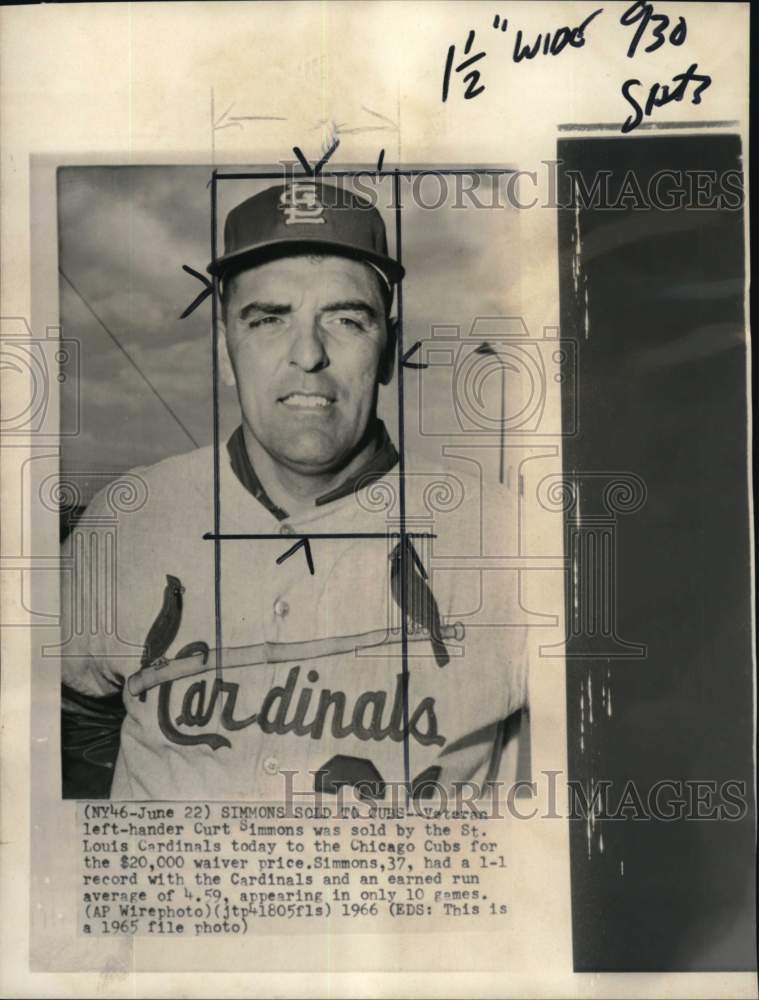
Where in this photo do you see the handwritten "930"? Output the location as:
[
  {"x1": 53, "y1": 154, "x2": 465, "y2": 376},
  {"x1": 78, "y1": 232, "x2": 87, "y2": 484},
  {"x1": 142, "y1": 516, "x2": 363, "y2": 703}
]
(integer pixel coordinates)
[
  {"x1": 619, "y1": 0, "x2": 712, "y2": 134},
  {"x1": 621, "y1": 0, "x2": 687, "y2": 57}
]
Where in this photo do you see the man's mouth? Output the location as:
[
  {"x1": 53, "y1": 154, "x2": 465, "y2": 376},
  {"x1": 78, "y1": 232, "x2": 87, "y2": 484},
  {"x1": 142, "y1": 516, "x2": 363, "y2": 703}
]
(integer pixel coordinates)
[{"x1": 279, "y1": 392, "x2": 336, "y2": 410}]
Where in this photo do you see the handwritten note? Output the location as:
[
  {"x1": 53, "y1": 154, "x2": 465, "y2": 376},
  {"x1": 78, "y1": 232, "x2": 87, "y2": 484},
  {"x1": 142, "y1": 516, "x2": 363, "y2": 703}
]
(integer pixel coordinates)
[
  {"x1": 441, "y1": 2, "x2": 713, "y2": 134},
  {"x1": 618, "y1": 2, "x2": 711, "y2": 133}
]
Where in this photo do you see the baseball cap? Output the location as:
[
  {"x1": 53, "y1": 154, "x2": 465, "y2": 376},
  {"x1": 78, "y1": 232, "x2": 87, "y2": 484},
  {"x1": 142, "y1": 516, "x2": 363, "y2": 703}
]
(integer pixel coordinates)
[{"x1": 208, "y1": 181, "x2": 405, "y2": 288}]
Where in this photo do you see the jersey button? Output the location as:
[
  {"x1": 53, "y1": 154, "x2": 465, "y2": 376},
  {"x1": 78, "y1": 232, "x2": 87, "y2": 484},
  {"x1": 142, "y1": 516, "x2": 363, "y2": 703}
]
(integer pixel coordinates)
[
  {"x1": 279, "y1": 522, "x2": 295, "y2": 535},
  {"x1": 262, "y1": 755, "x2": 279, "y2": 775},
  {"x1": 273, "y1": 598, "x2": 290, "y2": 618}
]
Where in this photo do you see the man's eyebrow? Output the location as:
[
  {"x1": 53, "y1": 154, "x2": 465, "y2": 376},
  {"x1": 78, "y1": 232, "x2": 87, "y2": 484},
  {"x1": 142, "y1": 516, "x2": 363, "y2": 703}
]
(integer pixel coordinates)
[
  {"x1": 321, "y1": 300, "x2": 379, "y2": 321},
  {"x1": 238, "y1": 301, "x2": 292, "y2": 320}
]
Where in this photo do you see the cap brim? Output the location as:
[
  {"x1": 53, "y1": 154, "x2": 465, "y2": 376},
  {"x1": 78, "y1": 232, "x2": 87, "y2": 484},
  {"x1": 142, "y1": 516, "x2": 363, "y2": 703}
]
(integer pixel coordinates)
[{"x1": 207, "y1": 238, "x2": 405, "y2": 285}]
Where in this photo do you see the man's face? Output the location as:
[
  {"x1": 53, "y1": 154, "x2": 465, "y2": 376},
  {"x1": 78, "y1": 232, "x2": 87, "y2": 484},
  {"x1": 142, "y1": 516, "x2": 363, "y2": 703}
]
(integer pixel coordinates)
[{"x1": 221, "y1": 255, "x2": 392, "y2": 475}]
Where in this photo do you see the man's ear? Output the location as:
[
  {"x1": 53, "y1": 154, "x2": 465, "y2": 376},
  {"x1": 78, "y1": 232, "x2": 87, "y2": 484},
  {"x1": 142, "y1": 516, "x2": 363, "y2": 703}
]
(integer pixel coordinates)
[
  {"x1": 378, "y1": 317, "x2": 398, "y2": 386},
  {"x1": 217, "y1": 321, "x2": 237, "y2": 389}
]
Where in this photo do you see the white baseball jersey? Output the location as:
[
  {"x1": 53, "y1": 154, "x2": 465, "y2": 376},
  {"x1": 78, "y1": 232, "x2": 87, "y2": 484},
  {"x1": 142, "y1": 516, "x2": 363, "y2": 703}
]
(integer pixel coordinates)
[{"x1": 62, "y1": 425, "x2": 529, "y2": 800}]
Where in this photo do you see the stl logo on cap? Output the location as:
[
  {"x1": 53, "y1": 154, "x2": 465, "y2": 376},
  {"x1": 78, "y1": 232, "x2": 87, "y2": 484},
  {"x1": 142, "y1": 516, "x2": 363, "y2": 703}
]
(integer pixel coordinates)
[{"x1": 278, "y1": 182, "x2": 326, "y2": 226}]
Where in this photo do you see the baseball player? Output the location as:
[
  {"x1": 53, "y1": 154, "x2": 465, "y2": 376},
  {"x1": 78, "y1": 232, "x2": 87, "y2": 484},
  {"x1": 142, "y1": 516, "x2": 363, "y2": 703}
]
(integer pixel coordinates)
[{"x1": 61, "y1": 180, "x2": 529, "y2": 801}]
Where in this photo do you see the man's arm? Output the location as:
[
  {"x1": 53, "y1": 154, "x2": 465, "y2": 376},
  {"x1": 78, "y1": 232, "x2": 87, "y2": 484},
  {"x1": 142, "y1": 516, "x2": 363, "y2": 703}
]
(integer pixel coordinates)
[
  {"x1": 61, "y1": 685, "x2": 126, "y2": 798},
  {"x1": 60, "y1": 498, "x2": 127, "y2": 799}
]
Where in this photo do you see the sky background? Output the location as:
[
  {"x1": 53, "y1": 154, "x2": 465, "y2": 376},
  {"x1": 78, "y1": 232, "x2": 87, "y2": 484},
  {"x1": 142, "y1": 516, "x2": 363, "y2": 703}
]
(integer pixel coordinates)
[{"x1": 58, "y1": 166, "x2": 522, "y2": 488}]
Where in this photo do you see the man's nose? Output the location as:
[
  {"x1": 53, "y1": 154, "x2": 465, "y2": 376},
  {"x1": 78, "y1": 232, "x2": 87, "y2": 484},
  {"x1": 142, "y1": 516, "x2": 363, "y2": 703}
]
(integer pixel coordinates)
[{"x1": 288, "y1": 316, "x2": 329, "y2": 372}]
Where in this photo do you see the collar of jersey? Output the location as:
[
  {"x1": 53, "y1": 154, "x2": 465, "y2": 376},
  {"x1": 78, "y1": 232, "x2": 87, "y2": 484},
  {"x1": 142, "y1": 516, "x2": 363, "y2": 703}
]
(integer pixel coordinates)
[{"x1": 226, "y1": 421, "x2": 399, "y2": 521}]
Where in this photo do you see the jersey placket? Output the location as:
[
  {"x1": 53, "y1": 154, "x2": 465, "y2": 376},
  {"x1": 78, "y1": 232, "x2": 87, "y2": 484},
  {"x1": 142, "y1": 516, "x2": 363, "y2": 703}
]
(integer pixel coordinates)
[{"x1": 248, "y1": 510, "x2": 319, "y2": 797}]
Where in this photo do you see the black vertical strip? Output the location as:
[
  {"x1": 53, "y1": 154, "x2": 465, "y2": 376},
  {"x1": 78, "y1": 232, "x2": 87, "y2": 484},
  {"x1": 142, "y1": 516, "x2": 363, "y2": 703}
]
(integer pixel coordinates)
[
  {"x1": 393, "y1": 170, "x2": 411, "y2": 801},
  {"x1": 558, "y1": 135, "x2": 754, "y2": 972},
  {"x1": 210, "y1": 171, "x2": 223, "y2": 681}
]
